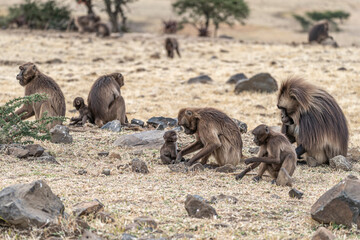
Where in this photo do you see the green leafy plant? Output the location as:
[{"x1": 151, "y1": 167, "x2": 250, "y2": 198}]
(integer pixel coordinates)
[
  {"x1": 172, "y1": 0, "x2": 250, "y2": 37},
  {"x1": 0, "y1": 94, "x2": 65, "y2": 144}
]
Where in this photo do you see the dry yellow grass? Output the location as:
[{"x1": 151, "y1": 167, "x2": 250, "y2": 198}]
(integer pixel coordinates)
[{"x1": 0, "y1": 30, "x2": 359, "y2": 239}]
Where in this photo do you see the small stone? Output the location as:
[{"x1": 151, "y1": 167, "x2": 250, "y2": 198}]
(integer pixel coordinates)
[
  {"x1": 72, "y1": 199, "x2": 104, "y2": 217},
  {"x1": 134, "y1": 216, "x2": 157, "y2": 230},
  {"x1": 7, "y1": 146, "x2": 29, "y2": 158},
  {"x1": 168, "y1": 163, "x2": 188, "y2": 173},
  {"x1": 109, "y1": 152, "x2": 121, "y2": 159},
  {"x1": 210, "y1": 194, "x2": 238, "y2": 204},
  {"x1": 98, "y1": 152, "x2": 109, "y2": 157},
  {"x1": 96, "y1": 211, "x2": 115, "y2": 223},
  {"x1": 33, "y1": 155, "x2": 59, "y2": 164},
  {"x1": 271, "y1": 194, "x2": 281, "y2": 199},
  {"x1": 187, "y1": 75, "x2": 213, "y2": 84},
  {"x1": 50, "y1": 125, "x2": 73, "y2": 144},
  {"x1": 101, "y1": 120, "x2": 122, "y2": 132},
  {"x1": 248, "y1": 147, "x2": 259, "y2": 154},
  {"x1": 80, "y1": 230, "x2": 103, "y2": 240},
  {"x1": 24, "y1": 144, "x2": 44, "y2": 157},
  {"x1": 329, "y1": 155, "x2": 352, "y2": 171},
  {"x1": 289, "y1": 188, "x2": 304, "y2": 199},
  {"x1": 215, "y1": 164, "x2": 236, "y2": 173},
  {"x1": 337, "y1": 67, "x2": 347, "y2": 71},
  {"x1": 150, "y1": 52, "x2": 160, "y2": 59},
  {"x1": 226, "y1": 73, "x2": 248, "y2": 84},
  {"x1": 121, "y1": 233, "x2": 137, "y2": 240},
  {"x1": 214, "y1": 223, "x2": 229, "y2": 229},
  {"x1": 185, "y1": 194, "x2": 217, "y2": 219},
  {"x1": 131, "y1": 119, "x2": 145, "y2": 127},
  {"x1": 131, "y1": 158, "x2": 149, "y2": 174},
  {"x1": 171, "y1": 233, "x2": 195, "y2": 239},
  {"x1": 189, "y1": 163, "x2": 204, "y2": 172},
  {"x1": 92, "y1": 57, "x2": 104, "y2": 62},
  {"x1": 45, "y1": 58, "x2": 63, "y2": 64},
  {"x1": 102, "y1": 169, "x2": 111, "y2": 176},
  {"x1": 312, "y1": 227, "x2": 335, "y2": 240},
  {"x1": 78, "y1": 169, "x2": 87, "y2": 175}
]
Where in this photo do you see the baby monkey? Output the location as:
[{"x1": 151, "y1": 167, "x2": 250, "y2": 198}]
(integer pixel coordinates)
[
  {"x1": 160, "y1": 130, "x2": 182, "y2": 164},
  {"x1": 70, "y1": 97, "x2": 92, "y2": 126}
]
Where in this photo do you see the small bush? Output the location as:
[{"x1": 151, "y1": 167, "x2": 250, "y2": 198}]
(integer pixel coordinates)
[
  {"x1": 0, "y1": 94, "x2": 65, "y2": 144},
  {"x1": 292, "y1": 14, "x2": 311, "y2": 32},
  {"x1": 1, "y1": 0, "x2": 71, "y2": 30}
]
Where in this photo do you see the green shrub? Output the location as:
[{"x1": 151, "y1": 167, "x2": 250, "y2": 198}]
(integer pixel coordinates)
[
  {"x1": 292, "y1": 14, "x2": 311, "y2": 32},
  {"x1": 0, "y1": 94, "x2": 65, "y2": 144}
]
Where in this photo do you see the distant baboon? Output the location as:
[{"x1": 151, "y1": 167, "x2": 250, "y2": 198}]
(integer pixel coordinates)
[
  {"x1": 74, "y1": 14, "x2": 100, "y2": 33},
  {"x1": 176, "y1": 108, "x2": 243, "y2": 166},
  {"x1": 14, "y1": 62, "x2": 66, "y2": 128},
  {"x1": 235, "y1": 124, "x2": 296, "y2": 186},
  {"x1": 70, "y1": 97, "x2": 93, "y2": 126},
  {"x1": 95, "y1": 23, "x2": 110, "y2": 37},
  {"x1": 308, "y1": 21, "x2": 329, "y2": 43},
  {"x1": 277, "y1": 77, "x2": 348, "y2": 165},
  {"x1": 165, "y1": 38, "x2": 181, "y2": 58},
  {"x1": 87, "y1": 73, "x2": 127, "y2": 127},
  {"x1": 160, "y1": 130, "x2": 178, "y2": 164}
]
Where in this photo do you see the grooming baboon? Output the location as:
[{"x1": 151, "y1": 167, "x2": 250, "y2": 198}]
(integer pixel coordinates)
[
  {"x1": 70, "y1": 97, "x2": 93, "y2": 126},
  {"x1": 95, "y1": 23, "x2": 110, "y2": 37},
  {"x1": 308, "y1": 21, "x2": 329, "y2": 43},
  {"x1": 235, "y1": 124, "x2": 296, "y2": 186},
  {"x1": 160, "y1": 130, "x2": 178, "y2": 164},
  {"x1": 176, "y1": 108, "x2": 243, "y2": 166},
  {"x1": 74, "y1": 14, "x2": 100, "y2": 33},
  {"x1": 277, "y1": 77, "x2": 348, "y2": 165},
  {"x1": 87, "y1": 73, "x2": 127, "y2": 127},
  {"x1": 165, "y1": 38, "x2": 181, "y2": 58},
  {"x1": 14, "y1": 62, "x2": 66, "y2": 128}
]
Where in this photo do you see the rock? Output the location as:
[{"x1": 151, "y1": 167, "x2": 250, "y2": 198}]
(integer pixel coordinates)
[
  {"x1": 92, "y1": 57, "x2": 104, "y2": 62},
  {"x1": 187, "y1": 75, "x2": 213, "y2": 84},
  {"x1": 219, "y1": 35, "x2": 233, "y2": 40},
  {"x1": 150, "y1": 52, "x2": 160, "y2": 59},
  {"x1": 102, "y1": 169, "x2": 111, "y2": 176},
  {"x1": 214, "y1": 223, "x2": 229, "y2": 229},
  {"x1": 73, "y1": 199, "x2": 104, "y2": 217},
  {"x1": 215, "y1": 164, "x2": 236, "y2": 173},
  {"x1": 329, "y1": 155, "x2": 352, "y2": 171},
  {"x1": 312, "y1": 227, "x2": 335, "y2": 240},
  {"x1": 248, "y1": 147, "x2": 259, "y2": 154},
  {"x1": 307, "y1": 156, "x2": 319, "y2": 167},
  {"x1": 101, "y1": 120, "x2": 122, "y2": 132},
  {"x1": 24, "y1": 144, "x2": 44, "y2": 157},
  {"x1": 78, "y1": 169, "x2": 87, "y2": 175},
  {"x1": 7, "y1": 146, "x2": 29, "y2": 158},
  {"x1": 131, "y1": 158, "x2": 149, "y2": 174},
  {"x1": 96, "y1": 211, "x2": 115, "y2": 223},
  {"x1": 45, "y1": 58, "x2": 63, "y2": 64},
  {"x1": 171, "y1": 233, "x2": 195, "y2": 239},
  {"x1": 210, "y1": 194, "x2": 238, "y2": 204},
  {"x1": 114, "y1": 130, "x2": 165, "y2": 149},
  {"x1": 98, "y1": 152, "x2": 109, "y2": 157},
  {"x1": 226, "y1": 73, "x2": 248, "y2": 84},
  {"x1": 81, "y1": 230, "x2": 103, "y2": 240},
  {"x1": 321, "y1": 37, "x2": 338, "y2": 48},
  {"x1": 147, "y1": 117, "x2": 177, "y2": 129},
  {"x1": 185, "y1": 195, "x2": 218, "y2": 219},
  {"x1": 189, "y1": 163, "x2": 205, "y2": 172},
  {"x1": 131, "y1": 119, "x2": 145, "y2": 127},
  {"x1": 32, "y1": 155, "x2": 59, "y2": 164},
  {"x1": 311, "y1": 175, "x2": 360, "y2": 228},
  {"x1": 337, "y1": 67, "x2": 347, "y2": 71},
  {"x1": 122, "y1": 233, "x2": 138, "y2": 240},
  {"x1": 50, "y1": 125, "x2": 73, "y2": 144},
  {"x1": 109, "y1": 152, "x2": 121, "y2": 159},
  {"x1": 234, "y1": 73, "x2": 278, "y2": 94},
  {"x1": 168, "y1": 163, "x2": 188, "y2": 173},
  {"x1": 289, "y1": 188, "x2": 304, "y2": 199},
  {"x1": 0, "y1": 180, "x2": 64, "y2": 228},
  {"x1": 134, "y1": 216, "x2": 157, "y2": 230},
  {"x1": 231, "y1": 118, "x2": 247, "y2": 133}
]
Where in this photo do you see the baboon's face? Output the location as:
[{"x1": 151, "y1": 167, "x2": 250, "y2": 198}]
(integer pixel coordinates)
[
  {"x1": 277, "y1": 93, "x2": 299, "y2": 121},
  {"x1": 73, "y1": 97, "x2": 84, "y2": 110},
  {"x1": 17, "y1": 63, "x2": 37, "y2": 86},
  {"x1": 252, "y1": 124, "x2": 269, "y2": 146},
  {"x1": 111, "y1": 73, "x2": 124, "y2": 87},
  {"x1": 177, "y1": 109, "x2": 197, "y2": 135},
  {"x1": 279, "y1": 108, "x2": 294, "y2": 125},
  {"x1": 164, "y1": 130, "x2": 177, "y2": 142}
]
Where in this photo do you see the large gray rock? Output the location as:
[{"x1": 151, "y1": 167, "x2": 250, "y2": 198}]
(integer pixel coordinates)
[
  {"x1": 187, "y1": 75, "x2": 213, "y2": 84},
  {"x1": 329, "y1": 155, "x2": 352, "y2": 171},
  {"x1": 50, "y1": 125, "x2": 73, "y2": 144},
  {"x1": 234, "y1": 73, "x2": 278, "y2": 94},
  {"x1": 311, "y1": 175, "x2": 360, "y2": 228},
  {"x1": 114, "y1": 130, "x2": 165, "y2": 149},
  {"x1": 101, "y1": 120, "x2": 122, "y2": 132},
  {"x1": 185, "y1": 195, "x2": 217, "y2": 219},
  {"x1": 0, "y1": 180, "x2": 64, "y2": 228},
  {"x1": 226, "y1": 73, "x2": 248, "y2": 84}
]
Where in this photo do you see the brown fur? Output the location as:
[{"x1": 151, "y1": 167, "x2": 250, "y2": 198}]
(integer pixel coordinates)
[
  {"x1": 87, "y1": 73, "x2": 126, "y2": 127},
  {"x1": 70, "y1": 97, "x2": 93, "y2": 126},
  {"x1": 176, "y1": 107, "x2": 243, "y2": 166},
  {"x1": 160, "y1": 130, "x2": 178, "y2": 164},
  {"x1": 74, "y1": 14, "x2": 100, "y2": 33},
  {"x1": 14, "y1": 63, "x2": 66, "y2": 128},
  {"x1": 95, "y1": 23, "x2": 110, "y2": 37},
  {"x1": 277, "y1": 77, "x2": 349, "y2": 165},
  {"x1": 165, "y1": 38, "x2": 181, "y2": 58},
  {"x1": 308, "y1": 21, "x2": 329, "y2": 43},
  {"x1": 235, "y1": 124, "x2": 296, "y2": 186}
]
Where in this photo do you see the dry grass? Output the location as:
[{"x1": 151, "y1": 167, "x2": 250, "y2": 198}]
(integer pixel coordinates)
[{"x1": 0, "y1": 30, "x2": 360, "y2": 239}]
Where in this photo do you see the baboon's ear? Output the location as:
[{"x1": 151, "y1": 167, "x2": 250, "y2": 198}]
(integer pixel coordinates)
[{"x1": 185, "y1": 110, "x2": 193, "y2": 116}]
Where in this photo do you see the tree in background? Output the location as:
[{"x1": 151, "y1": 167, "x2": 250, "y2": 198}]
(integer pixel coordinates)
[
  {"x1": 172, "y1": 0, "x2": 249, "y2": 37},
  {"x1": 103, "y1": 0, "x2": 137, "y2": 32}
]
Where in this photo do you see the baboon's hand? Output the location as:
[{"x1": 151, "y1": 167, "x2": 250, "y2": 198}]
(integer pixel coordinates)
[
  {"x1": 252, "y1": 176, "x2": 261, "y2": 182},
  {"x1": 244, "y1": 158, "x2": 255, "y2": 165},
  {"x1": 235, "y1": 172, "x2": 245, "y2": 180}
]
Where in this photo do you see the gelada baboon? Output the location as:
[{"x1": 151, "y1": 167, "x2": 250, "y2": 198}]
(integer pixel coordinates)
[
  {"x1": 277, "y1": 77, "x2": 349, "y2": 165},
  {"x1": 95, "y1": 23, "x2": 110, "y2": 37},
  {"x1": 308, "y1": 21, "x2": 329, "y2": 43},
  {"x1": 165, "y1": 38, "x2": 181, "y2": 58},
  {"x1": 87, "y1": 73, "x2": 127, "y2": 127},
  {"x1": 70, "y1": 97, "x2": 93, "y2": 126},
  {"x1": 176, "y1": 108, "x2": 243, "y2": 166},
  {"x1": 75, "y1": 14, "x2": 100, "y2": 33},
  {"x1": 160, "y1": 130, "x2": 178, "y2": 164},
  {"x1": 235, "y1": 124, "x2": 296, "y2": 186},
  {"x1": 14, "y1": 62, "x2": 66, "y2": 128}
]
